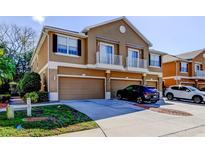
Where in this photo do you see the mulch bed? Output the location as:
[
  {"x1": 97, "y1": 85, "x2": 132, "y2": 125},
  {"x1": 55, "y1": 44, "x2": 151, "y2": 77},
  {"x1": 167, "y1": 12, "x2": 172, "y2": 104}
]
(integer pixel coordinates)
[
  {"x1": 134, "y1": 104, "x2": 193, "y2": 116},
  {"x1": 22, "y1": 117, "x2": 55, "y2": 122},
  {"x1": 0, "y1": 103, "x2": 8, "y2": 109}
]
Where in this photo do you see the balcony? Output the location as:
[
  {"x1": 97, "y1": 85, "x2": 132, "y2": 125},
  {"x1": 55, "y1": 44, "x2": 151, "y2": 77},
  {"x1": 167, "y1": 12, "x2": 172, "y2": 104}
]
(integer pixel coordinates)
[
  {"x1": 126, "y1": 57, "x2": 148, "y2": 73},
  {"x1": 96, "y1": 51, "x2": 123, "y2": 70},
  {"x1": 195, "y1": 70, "x2": 205, "y2": 78}
]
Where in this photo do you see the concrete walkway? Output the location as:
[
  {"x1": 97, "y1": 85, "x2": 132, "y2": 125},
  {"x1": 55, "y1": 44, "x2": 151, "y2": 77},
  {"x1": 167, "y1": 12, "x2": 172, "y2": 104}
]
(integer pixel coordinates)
[
  {"x1": 57, "y1": 128, "x2": 105, "y2": 137},
  {"x1": 63, "y1": 99, "x2": 205, "y2": 137}
]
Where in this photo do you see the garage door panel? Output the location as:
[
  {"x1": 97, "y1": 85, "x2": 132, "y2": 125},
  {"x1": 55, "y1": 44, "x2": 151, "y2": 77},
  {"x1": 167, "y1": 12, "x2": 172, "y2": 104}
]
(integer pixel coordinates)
[
  {"x1": 59, "y1": 77, "x2": 104, "y2": 100},
  {"x1": 111, "y1": 80, "x2": 141, "y2": 98}
]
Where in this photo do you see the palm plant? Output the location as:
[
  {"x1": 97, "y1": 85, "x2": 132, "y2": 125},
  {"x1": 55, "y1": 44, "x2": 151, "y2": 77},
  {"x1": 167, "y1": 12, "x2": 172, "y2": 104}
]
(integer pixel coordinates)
[{"x1": 0, "y1": 48, "x2": 15, "y2": 85}]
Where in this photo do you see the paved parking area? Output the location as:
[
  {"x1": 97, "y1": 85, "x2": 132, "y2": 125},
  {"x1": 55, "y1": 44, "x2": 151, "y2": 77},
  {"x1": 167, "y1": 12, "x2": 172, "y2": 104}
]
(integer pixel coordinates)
[{"x1": 62, "y1": 99, "x2": 205, "y2": 137}]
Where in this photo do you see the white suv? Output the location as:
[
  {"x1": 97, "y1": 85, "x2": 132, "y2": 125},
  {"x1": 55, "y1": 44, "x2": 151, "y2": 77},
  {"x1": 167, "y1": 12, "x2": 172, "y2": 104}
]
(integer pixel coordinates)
[{"x1": 165, "y1": 85, "x2": 205, "y2": 103}]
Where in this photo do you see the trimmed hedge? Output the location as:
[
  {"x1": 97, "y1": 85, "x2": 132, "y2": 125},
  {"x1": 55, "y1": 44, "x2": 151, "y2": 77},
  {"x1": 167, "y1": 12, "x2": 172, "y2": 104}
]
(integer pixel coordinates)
[{"x1": 0, "y1": 94, "x2": 11, "y2": 103}]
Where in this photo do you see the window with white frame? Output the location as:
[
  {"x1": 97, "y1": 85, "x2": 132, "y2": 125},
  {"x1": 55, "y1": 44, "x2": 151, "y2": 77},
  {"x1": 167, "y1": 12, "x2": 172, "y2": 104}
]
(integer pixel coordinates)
[
  {"x1": 150, "y1": 53, "x2": 161, "y2": 67},
  {"x1": 181, "y1": 62, "x2": 188, "y2": 73},
  {"x1": 195, "y1": 63, "x2": 201, "y2": 72},
  {"x1": 57, "y1": 35, "x2": 79, "y2": 56},
  {"x1": 99, "y1": 42, "x2": 114, "y2": 64}
]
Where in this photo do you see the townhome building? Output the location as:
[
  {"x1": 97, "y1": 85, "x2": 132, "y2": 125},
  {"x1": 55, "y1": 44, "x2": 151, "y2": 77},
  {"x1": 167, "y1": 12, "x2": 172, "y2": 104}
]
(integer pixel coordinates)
[
  {"x1": 31, "y1": 17, "x2": 165, "y2": 101},
  {"x1": 163, "y1": 49, "x2": 205, "y2": 89}
]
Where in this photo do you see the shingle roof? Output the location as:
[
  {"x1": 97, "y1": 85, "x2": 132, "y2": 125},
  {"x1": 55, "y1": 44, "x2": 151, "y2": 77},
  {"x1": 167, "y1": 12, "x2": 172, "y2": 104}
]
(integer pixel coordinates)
[
  {"x1": 162, "y1": 54, "x2": 181, "y2": 63},
  {"x1": 176, "y1": 49, "x2": 205, "y2": 60},
  {"x1": 149, "y1": 49, "x2": 167, "y2": 55}
]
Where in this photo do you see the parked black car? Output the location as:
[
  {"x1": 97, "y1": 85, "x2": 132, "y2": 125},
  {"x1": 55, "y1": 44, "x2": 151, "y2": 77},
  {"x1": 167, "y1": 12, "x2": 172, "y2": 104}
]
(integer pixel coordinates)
[{"x1": 116, "y1": 85, "x2": 160, "y2": 103}]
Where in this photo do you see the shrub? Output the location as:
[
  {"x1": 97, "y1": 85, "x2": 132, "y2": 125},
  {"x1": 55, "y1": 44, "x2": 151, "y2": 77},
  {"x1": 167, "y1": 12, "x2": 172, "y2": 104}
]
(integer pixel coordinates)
[
  {"x1": 18, "y1": 72, "x2": 41, "y2": 96},
  {"x1": 23, "y1": 92, "x2": 39, "y2": 103},
  {"x1": 37, "y1": 91, "x2": 49, "y2": 102},
  {"x1": 0, "y1": 94, "x2": 11, "y2": 103},
  {"x1": 0, "y1": 81, "x2": 10, "y2": 94}
]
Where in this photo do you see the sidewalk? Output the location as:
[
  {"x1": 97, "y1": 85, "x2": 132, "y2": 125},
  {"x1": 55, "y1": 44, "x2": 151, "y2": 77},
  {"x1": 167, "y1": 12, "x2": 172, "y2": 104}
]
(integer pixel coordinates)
[{"x1": 56, "y1": 128, "x2": 106, "y2": 137}]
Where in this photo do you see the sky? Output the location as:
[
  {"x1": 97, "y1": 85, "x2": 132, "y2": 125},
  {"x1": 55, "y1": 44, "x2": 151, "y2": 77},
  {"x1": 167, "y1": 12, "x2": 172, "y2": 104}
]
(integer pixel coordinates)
[{"x1": 0, "y1": 16, "x2": 204, "y2": 55}]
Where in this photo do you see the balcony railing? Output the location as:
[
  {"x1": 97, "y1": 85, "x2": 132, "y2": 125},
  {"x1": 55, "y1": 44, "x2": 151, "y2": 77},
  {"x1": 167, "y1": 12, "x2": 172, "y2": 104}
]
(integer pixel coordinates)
[
  {"x1": 96, "y1": 51, "x2": 122, "y2": 66},
  {"x1": 126, "y1": 57, "x2": 147, "y2": 69},
  {"x1": 195, "y1": 70, "x2": 205, "y2": 78}
]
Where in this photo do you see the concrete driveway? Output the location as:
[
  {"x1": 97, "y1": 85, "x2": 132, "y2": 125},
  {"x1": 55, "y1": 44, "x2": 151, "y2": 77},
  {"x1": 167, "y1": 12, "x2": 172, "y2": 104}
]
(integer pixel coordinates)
[{"x1": 61, "y1": 99, "x2": 205, "y2": 137}]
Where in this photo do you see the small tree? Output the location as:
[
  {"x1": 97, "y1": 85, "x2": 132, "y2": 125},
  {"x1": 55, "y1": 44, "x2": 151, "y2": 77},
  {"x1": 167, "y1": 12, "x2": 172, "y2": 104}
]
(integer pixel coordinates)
[
  {"x1": 0, "y1": 48, "x2": 15, "y2": 86},
  {"x1": 18, "y1": 72, "x2": 41, "y2": 96}
]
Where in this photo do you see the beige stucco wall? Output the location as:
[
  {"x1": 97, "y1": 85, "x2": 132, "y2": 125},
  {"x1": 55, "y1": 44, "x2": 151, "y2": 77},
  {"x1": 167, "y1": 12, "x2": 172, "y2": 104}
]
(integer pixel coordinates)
[
  {"x1": 48, "y1": 31, "x2": 87, "y2": 65},
  {"x1": 87, "y1": 19, "x2": 149, "y2": 66},
  {"x1": 32, "y1": 37, "x2": 48, "y2": 73},
  {"x1": 192, "y1": 50, "x2": 205, "y2": 76}
]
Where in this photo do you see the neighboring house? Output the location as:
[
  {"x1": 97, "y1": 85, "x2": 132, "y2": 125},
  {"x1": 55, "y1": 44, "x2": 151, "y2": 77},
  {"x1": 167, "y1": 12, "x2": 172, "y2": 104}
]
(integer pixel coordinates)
[
  {"x1": 30, "y1": 17, "x2": 165, "y2": 101},
  {"x1": 163, "y1": 49, "x2": 205, "y2": 89}
]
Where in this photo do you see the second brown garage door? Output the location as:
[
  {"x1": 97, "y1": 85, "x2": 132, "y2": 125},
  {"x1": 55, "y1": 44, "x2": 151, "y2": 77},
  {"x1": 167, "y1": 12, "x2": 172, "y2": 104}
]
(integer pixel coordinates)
[
  {"x1": 146, "y1": 81, "x2": 157, "y2": 88},
  {"x1": 59, "y1": 77, "x2": 105, "y2": 100},
  {"x1": 111, "y1": 79, "x2": 141, "y2": 98}
]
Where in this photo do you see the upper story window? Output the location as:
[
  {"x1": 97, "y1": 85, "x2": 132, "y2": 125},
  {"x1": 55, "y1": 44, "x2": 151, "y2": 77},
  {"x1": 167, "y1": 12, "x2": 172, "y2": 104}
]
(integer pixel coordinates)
[
  {"x1": 57, "y1": 35, "x2": 80, "y2": 56},
  {"x1": 128, "y1": 48, "x2": 139, "y2": 59},
  {"x1": 180, "y1": 62, "x2": 188, "y2": 73},
  {"x1": 99, "y1": 42, "x2": 114, "y2": 55},
  {"x1": 195, "y1": 63, "x2": 202, "y2": 72},
  {"x1": 150, "y1": 53, "x2": 161, "y2": 67}
]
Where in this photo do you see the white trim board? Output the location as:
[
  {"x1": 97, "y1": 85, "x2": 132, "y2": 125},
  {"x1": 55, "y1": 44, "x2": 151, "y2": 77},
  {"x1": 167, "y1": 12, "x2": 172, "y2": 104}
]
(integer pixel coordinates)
[
  {"x1": 48, "y1": 61, "x2": 162, "y2": 77},
  {"x1": 38, "y1": 63, "x2": 48, "y2": 74},
  {"x1": 110, "y1": 77, "x2": 142, "y2": 81},
  {"x1": 146, "y1": 80, "x2": 158, "y2": 82}
]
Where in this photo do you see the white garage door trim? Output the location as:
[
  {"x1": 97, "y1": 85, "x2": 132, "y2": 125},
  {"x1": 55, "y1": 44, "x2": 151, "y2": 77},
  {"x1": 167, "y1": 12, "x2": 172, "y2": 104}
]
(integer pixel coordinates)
[
  {"x1": 146, "y1": 79, "x2": 158, "y2": 82},
  {"x1": 110, "y1": 77, "x2": 142, "y2": 81},
  {"x1": 57, "y1": 74, "x2": 106, "y2": 100}
]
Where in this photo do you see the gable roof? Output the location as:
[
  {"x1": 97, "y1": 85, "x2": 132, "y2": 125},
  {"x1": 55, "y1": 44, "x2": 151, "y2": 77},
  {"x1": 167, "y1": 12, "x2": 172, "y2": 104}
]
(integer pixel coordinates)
[
  {"x1": 162, "y1": 54, "x2": 189, "y2": 63},
  {"x1": 149, "y1": 49, "x2": 167, "y2": 55},
  {"x1": 82, "y1": 16, "x2": 153, "y2": 47},
  {"x1": 176, "y1": 49, "x2": 205, "y2": 60}
]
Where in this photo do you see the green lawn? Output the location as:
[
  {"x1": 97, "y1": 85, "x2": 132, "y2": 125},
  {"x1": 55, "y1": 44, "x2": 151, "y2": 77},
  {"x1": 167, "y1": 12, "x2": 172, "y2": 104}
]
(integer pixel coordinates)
[{"x1": 0, "y1": 105, "x2": 98, "y2": 137}]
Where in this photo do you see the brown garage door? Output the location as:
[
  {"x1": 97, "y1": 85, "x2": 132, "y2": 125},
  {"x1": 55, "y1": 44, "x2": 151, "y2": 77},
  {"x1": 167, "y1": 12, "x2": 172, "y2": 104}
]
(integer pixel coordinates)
[
  {"x1": 111, "y1": 79, "x2": 141, "y2": 98},
  {"x1": 147, "y1": 81, "x2": 157, "y2": 88},
  {"x1": 198, "y1": 84, "x2": 205, "y2": 90},
  {"x1": 59, "y1": 77, "x2": 105, "y2": 100}
]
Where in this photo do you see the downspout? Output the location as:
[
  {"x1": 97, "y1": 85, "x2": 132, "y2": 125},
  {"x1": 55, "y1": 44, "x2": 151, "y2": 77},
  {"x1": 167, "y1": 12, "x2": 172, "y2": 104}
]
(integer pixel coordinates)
[{"x1": 175, "y1": 60, "x2": 179, "y2": 85}]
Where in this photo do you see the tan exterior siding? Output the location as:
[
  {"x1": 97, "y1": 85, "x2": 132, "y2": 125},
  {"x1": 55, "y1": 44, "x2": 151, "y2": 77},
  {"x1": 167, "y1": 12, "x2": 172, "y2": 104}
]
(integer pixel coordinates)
[
  {"x1": 111, "y1": 71, "x2": 142, "y2": 79},
  {"x1": 163, "y1": 62, "x2": 177, "y2": 77},
  {"x1": 49, "y1": 69, "x2": 58, "y2": 92},
  {"x1": 58, "y1": 67, "x2": 106, "y2": 77},
  {"x1": 48, "y1": 31, "x2": 87, "y2": 65},
  {"x1": 87, "y1": 19, "x2": 149, "y2": 65},
  {"x1": 192, "y1": 51, "x2": 205, "y2": 76},
  {"x1": 32, "y1": 37, "x2": 48, "y2": 73}
]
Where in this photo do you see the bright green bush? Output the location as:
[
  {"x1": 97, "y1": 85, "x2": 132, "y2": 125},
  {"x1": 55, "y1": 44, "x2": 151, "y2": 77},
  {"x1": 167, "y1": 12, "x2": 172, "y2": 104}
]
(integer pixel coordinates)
[
  {"x1": 23, "y1": 92, "x2": 39, "y2": 103},
  {"x1": 18, "y1": 72, "x2": 41, "y2": 96},
  {"x1": 37, "y1": 91, "x2": 49, "y2": 102}
]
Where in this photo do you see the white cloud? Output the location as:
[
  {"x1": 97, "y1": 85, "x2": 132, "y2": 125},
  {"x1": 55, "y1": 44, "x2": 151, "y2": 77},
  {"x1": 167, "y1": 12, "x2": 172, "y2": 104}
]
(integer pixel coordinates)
[{"x1": 32, "y1": 16, "x2": 45, "y2": 24}]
